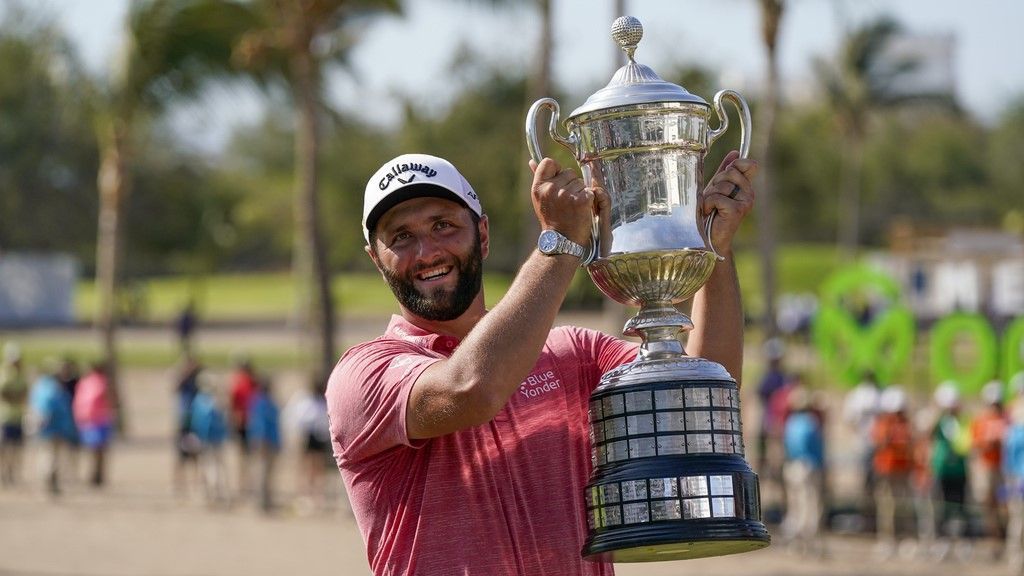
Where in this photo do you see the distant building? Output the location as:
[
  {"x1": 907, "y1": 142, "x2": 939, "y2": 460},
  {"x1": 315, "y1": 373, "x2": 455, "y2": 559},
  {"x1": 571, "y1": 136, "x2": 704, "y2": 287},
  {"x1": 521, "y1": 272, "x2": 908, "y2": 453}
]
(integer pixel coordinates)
[
  {"x1": 872, "y1": 223, "x2": 1024, "y2": 324},
  {"x1": 875, "y1": 32, "x2": 957, "y2": 104},
  {"x1": 0, "y1": 252, "x2": 78, "y2": 326}
]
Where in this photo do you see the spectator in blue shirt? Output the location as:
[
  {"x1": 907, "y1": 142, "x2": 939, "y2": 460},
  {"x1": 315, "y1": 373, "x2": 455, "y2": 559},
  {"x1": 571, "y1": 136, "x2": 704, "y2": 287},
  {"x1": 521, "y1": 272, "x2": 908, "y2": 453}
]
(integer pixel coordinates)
[
  {"x1": 247, "y1": 376, "x2": 280, "y2": 512},
  {"x1": 29, "y1": 358, "x2": 77, "y2": 495},
  {"x1": 781, "y1": 380, "x2": 826, "y2": 557},
  {"x1": 190, "y1": 374, "x2": 229, "y2": 506},
  {"x1": 1003, "y1": 398, "x2": 1024, "y2": 570}
]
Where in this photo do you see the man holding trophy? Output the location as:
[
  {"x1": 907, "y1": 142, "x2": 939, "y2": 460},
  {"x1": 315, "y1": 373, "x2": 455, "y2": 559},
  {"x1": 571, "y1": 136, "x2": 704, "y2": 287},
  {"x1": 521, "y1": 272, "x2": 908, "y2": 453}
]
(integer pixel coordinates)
[{"x1": 327, "y1": 16, "x2": 764, "y2": 576}]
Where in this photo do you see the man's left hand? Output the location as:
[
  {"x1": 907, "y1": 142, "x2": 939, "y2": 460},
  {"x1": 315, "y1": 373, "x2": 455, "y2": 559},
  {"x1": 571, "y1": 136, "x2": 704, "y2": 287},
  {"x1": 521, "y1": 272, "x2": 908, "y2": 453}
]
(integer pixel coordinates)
[{"x1": 699, "y1": 150, "x2": 758, "y2": 255}]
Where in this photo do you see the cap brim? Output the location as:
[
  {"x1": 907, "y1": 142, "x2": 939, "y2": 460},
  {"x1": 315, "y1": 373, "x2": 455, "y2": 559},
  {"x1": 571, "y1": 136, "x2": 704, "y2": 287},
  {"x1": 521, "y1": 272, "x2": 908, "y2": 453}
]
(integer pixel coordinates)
[{"x1": 365, "y1": 183, "x2": 470, "y2": 240}]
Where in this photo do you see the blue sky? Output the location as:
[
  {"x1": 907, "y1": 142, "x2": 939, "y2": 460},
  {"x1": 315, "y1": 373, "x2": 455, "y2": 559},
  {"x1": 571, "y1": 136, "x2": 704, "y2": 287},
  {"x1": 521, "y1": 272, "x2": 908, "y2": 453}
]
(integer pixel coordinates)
[{"x1": 40, "y1": 0, "x2": 1024, "y2": 151}]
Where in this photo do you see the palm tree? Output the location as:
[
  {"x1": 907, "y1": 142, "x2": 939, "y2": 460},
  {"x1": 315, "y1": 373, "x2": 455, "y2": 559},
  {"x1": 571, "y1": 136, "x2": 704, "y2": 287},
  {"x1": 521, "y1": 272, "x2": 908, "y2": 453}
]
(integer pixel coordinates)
[
  {"x1": 94, "y1": 0, "x2": 255, "y2": 418},
  {"x1": 231, "y1": 0, "x2": 401, "y2": 379},
  {"x1": 815, "y1": 17, "x2": 916, "y2": 259},
  {"x1": 752, "y1": 0, "x2": 784, "y2": 337}
]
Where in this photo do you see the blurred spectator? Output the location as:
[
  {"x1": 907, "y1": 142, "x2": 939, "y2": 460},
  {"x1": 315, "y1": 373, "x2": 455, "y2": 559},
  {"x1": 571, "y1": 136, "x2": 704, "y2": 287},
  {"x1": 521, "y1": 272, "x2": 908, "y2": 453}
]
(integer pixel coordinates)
[
  {"x1": 1003, "y1": 398, "x2": 1024, "y2": 571},
  {"x1": 56, "y1": 356, "x2": 82, "y2": 479},
  {"x1": 970, "y1": 380, "x2": 1009, "y2": 547},
  {"x1": 871, "y1": 386, "x2": 915, "y2": 558},
  {"x1": 781, "y1": 381, "x2": 826, "y2": 557},
  {"x1": 248, "y1": 376, "x2": 280, "y2": 513},
  {"x1": 766, "y1": 371, "x2": 799, "y2": 512},
  {"x1": 229, "y1": 354, "x2": 258, "y2": 496},
  {"x1": 173, "y1": 356, "x2": 202, "y2": 497},
  {"x1": 189, "y1": 373, "x2": 229, "y2": 507},
  {"x1": 843, "y1": 372, "x2": 882, "y2": 524},
  {"x1": 929, "y1": 382, "x2": 971, "y2": 559},
  {"x1": 757, "y1": 338, "x2": 788, "y2": 476},
  {"x1": 176, "y1": 300, "x2": 197, "y2": 356},
  {"x1": 28, "y1": 357, "x2": 77, "y2": 495},
  {"x1": 284, "y1": 379, "x2": 333, "y2": 514},
  {"x1": 0, "y1": 343, "x2": 28, "y2": 486},
  {"x1": 73, "y1": 361, "x2": 114, "y2": 486}
]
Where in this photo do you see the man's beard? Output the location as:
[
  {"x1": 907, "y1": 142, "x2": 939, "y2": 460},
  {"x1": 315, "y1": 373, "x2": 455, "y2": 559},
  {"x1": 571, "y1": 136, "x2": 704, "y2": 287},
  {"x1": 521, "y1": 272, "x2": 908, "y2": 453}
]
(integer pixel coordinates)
[{"x1": 380, "y1": 233, "x2": 483, "y2": 322}]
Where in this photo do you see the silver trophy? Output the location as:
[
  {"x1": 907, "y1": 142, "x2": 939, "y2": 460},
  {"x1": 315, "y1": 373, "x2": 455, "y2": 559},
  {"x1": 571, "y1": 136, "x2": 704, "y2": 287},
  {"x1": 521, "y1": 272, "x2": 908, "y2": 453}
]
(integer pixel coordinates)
[{"x1": 526, "y1": 16, "x2": 769, "y2": 562}]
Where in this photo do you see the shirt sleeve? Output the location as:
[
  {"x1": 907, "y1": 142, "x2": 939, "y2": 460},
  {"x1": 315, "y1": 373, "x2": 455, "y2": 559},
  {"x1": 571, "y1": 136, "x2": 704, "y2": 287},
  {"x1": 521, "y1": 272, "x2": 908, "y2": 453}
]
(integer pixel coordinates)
[
  {"x1": 588, "y1": 328, "x2": 640, "y2": 375},
  {"x1": 326, "y1": 339, "x2": 442, "y2": 466},
  {"x1": 555, "y1": 326, "x2": 639, "y2": 391}
]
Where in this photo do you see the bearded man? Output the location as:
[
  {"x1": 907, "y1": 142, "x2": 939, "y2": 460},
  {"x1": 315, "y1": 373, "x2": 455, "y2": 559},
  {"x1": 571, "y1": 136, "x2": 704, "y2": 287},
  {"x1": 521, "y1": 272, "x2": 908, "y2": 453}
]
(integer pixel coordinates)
[{"x1": 327, "y1": 151, "x2": 756, "y2": 575}]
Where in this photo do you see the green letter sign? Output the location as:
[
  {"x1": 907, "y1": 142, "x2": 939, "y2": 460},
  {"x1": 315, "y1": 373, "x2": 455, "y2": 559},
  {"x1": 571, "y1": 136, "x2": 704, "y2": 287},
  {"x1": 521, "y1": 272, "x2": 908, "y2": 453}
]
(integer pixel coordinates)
[
  {"x1": 812, "y1": 266, "x2": 915, "y2": 388},
  {"x1": 1004, "y1": 316, "x2": 1024, "y2": 384},
  {"x1": 929, "y1": 313, "x2": 998, "y2": 396}
]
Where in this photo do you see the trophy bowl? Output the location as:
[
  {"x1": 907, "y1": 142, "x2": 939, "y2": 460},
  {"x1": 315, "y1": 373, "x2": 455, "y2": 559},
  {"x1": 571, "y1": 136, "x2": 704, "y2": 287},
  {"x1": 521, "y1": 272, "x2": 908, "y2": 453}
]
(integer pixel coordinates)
[
  {"x1": 526, "y1": 16, "x2": 769, "y2": 562},
  {"x1": 587, "y1": 250, "x2": 717, "y2": 313}
]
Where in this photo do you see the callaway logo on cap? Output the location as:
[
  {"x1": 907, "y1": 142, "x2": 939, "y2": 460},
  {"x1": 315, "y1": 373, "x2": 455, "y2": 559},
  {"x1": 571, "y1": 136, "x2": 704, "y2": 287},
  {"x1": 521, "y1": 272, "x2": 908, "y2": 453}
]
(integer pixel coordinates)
[{"x1": 362, "y1": 153, "x2": 483, "y2": 243}]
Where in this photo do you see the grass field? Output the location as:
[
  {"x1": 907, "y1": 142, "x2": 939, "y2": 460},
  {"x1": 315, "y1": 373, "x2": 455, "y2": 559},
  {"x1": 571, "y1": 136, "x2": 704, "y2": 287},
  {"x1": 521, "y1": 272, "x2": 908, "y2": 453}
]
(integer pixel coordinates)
[
  {"x1": 73, "y1": 270, "x2": 517, "y2": 323},
  {"x1": 70, "y1": 243, "x2": 844, "y2": 324},
  {"x1": 7, "y1": 244, "x2": 844, "y2": 370}
]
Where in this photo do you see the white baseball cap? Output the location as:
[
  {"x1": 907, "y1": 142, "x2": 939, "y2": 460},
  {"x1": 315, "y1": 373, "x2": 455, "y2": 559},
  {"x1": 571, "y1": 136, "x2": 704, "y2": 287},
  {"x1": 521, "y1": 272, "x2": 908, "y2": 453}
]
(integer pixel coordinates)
[
  {"x1": 981, "y1": 380, "x2": 1004, "y2": 405},
  {"x1": 879, "y1": 386, "x2": 908, "y2": 414},
  {"x1": 934, "y1": 381, "x2": 960, "y2": 410},
  {"x1": 362, "y1": 153, "x2": 483, "y2": 243}
]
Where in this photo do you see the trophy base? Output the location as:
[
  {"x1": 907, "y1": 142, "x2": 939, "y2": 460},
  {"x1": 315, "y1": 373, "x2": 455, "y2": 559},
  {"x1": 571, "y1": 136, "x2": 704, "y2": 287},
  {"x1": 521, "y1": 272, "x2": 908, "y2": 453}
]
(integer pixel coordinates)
[
  {"x1": 583, "y1": 520, "x2": 770, "y2": 562},
  {"x1": 583, "y1": 365, "x2": 770, "y2": 563}
]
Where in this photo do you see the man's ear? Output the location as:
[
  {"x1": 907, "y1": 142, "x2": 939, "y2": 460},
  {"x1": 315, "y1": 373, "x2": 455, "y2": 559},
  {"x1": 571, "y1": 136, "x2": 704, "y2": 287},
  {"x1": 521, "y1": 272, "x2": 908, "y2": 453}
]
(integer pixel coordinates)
[
  {"x1": 478, "y1": 215, "x2": 490, "y2": 259},
  {"x1": 365, "y1": 243, "x2": 384, "y2": 274}
]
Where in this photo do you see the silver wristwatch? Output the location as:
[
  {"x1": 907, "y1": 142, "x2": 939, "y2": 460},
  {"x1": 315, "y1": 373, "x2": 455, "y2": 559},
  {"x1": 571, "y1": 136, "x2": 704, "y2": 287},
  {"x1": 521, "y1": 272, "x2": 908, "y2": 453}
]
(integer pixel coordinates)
[{"x1": 537, "y1": 229, "x2": 586, "y2": 260}]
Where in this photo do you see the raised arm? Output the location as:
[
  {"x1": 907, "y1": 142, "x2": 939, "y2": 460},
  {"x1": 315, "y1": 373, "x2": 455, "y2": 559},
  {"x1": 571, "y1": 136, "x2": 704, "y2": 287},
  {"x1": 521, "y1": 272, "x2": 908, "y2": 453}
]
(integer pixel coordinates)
[
  {"x1": 406, "y1": 158, "x2": 602, "y2": 439},
  {"x1": 686, "y1": 150, "x2": 758, "y2": 385}
]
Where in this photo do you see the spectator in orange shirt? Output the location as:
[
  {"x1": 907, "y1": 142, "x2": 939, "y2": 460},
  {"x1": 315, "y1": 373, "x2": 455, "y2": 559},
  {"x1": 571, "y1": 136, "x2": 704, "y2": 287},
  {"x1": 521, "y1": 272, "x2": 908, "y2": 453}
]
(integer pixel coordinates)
[
  {"x1": 971, "y1": 380, "x2": 1009, "y2": 544},
  {"x1": 871, "y1": 386, "x2": 915, "y2": 557}
]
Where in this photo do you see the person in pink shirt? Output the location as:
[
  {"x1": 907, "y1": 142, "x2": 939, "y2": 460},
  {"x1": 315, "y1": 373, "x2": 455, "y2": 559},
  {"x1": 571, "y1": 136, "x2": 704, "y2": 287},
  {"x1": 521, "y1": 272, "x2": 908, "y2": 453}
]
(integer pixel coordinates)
[
  {"x1": 327, "y1": 151, "x2": 757, "y2": 576},
  {"x1": 72, "y1": 361, "x2": 114, "y2": 486}
]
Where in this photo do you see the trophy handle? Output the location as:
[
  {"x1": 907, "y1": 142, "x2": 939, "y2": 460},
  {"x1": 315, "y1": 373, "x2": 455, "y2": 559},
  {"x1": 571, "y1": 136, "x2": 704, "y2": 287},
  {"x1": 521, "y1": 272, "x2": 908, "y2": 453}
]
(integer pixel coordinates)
[
  {"x1": 704, "y1": 89, "x2": 752, "y2": 260},
  {"x1": 525, "y1": 98, "x2": 599, "y2": 264},
  {"x1": 526, "y1": 98, "x2": 576, "y2": 164}
]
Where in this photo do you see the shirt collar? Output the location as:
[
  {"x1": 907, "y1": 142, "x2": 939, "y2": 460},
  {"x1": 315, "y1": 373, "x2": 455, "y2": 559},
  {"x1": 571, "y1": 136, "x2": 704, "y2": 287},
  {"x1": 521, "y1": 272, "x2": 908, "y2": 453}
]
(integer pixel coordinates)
[{"x1": 384, "y1": 315, "x2": 461, "y2": 354}]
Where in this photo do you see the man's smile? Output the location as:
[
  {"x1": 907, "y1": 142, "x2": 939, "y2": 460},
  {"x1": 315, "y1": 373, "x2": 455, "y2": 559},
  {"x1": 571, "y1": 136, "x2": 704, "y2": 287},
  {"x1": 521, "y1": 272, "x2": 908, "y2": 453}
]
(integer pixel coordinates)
[{"x1": 416, "y1": 265, "x2": 453, "y2": 282}]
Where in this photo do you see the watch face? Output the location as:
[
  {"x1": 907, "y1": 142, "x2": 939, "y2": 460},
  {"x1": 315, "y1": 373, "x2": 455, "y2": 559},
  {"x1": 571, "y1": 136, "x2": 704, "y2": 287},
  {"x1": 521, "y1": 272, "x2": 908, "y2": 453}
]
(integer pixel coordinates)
[{"x1": 539, "y1": 230, "x2": 559, "y2": 253}]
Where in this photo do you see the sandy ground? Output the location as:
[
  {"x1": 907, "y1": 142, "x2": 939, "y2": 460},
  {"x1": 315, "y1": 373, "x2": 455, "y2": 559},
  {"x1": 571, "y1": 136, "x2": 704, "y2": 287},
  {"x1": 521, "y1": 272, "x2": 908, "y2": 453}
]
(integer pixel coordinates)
[{"x1": 0, "y1": 317, "x2": 1017, "y2": 576}]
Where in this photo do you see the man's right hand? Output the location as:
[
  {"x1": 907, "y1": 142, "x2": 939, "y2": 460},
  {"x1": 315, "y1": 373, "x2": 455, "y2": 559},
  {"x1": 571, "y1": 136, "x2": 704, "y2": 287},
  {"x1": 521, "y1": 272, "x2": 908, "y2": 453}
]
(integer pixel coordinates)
[{"x1": 529, "y1": 158, "x2": 595, "y2": 248}]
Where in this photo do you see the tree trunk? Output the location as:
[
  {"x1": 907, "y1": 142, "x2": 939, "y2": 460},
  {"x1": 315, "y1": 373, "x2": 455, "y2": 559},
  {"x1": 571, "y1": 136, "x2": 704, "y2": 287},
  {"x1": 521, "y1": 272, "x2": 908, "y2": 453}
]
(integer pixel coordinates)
[
  {"x1": 838, "y1": 129, "x2": 863, "y2": 260},
  {"x1": 753, "y1": 0, "x2": 784, "y2": 338},
  {"x1": 292, "y1": 49, "x2": 336, "y2": 381},
  {"x1": 95, "y1": 119, "x2": 128, "y2": 432}
]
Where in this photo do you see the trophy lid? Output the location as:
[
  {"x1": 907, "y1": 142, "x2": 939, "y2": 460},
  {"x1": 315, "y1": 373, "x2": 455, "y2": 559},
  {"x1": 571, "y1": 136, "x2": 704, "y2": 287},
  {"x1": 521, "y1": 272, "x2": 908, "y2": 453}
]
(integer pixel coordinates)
[{"x1": 569, "y1": 16, "x2": 708, "y2": 119}]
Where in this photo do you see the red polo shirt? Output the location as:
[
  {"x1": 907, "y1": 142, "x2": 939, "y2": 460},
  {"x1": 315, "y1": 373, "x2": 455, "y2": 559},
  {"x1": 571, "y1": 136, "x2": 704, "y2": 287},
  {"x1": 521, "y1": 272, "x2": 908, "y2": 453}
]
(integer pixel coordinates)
[{"x1": 327, "y1": 315, "x2": 638, "y2": 576}]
